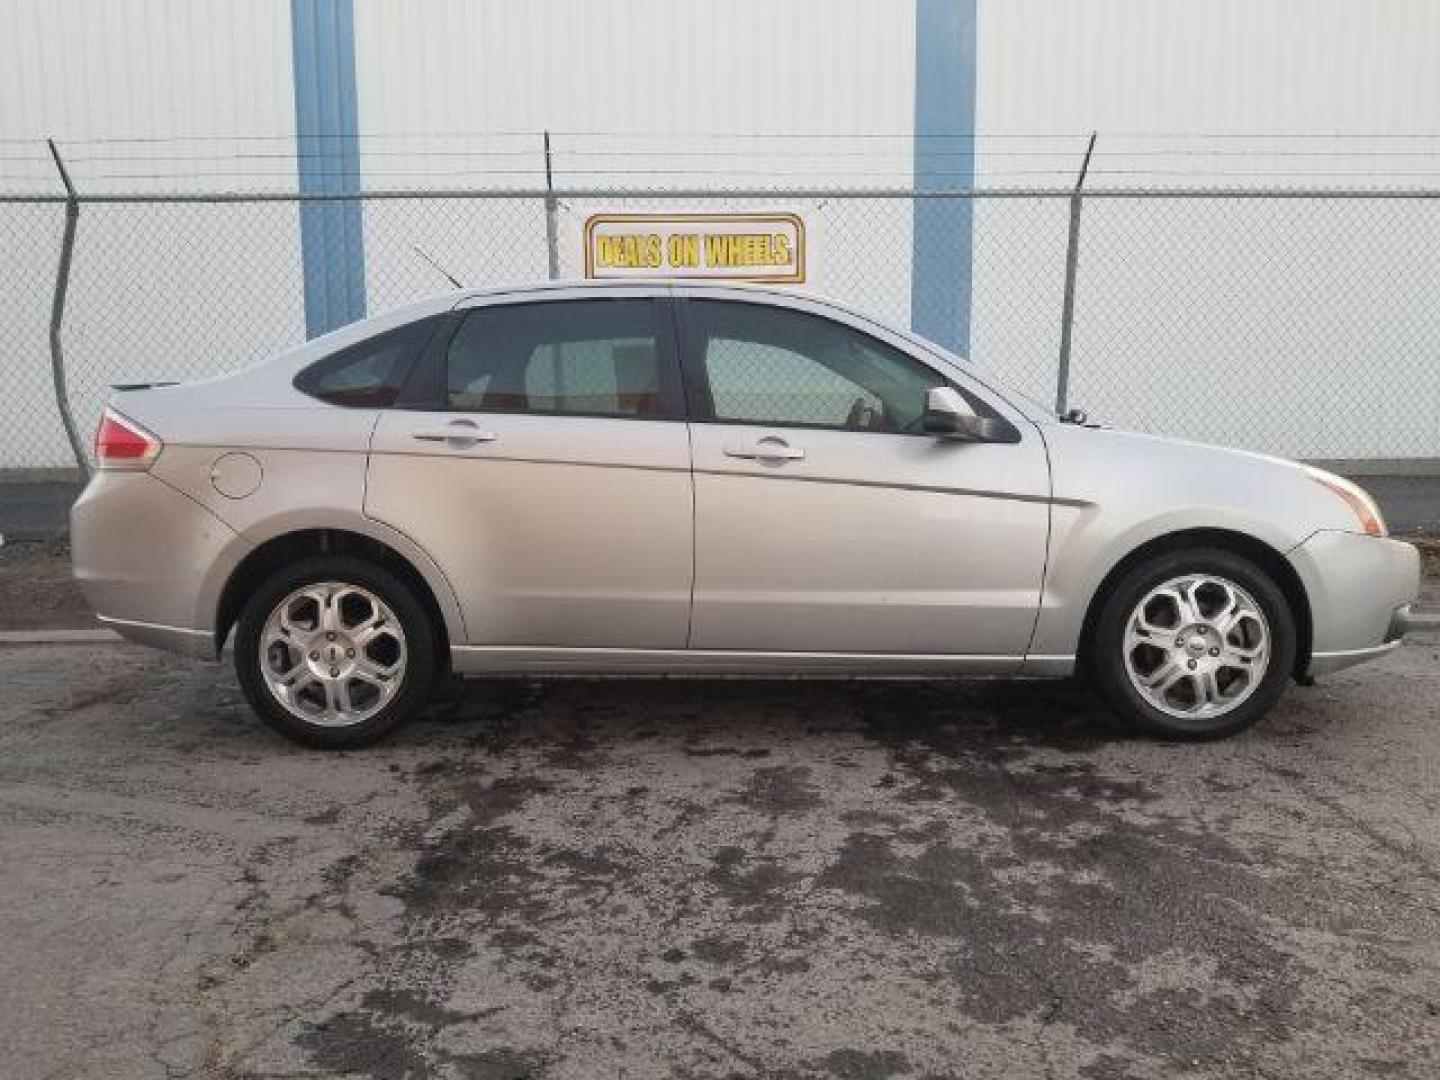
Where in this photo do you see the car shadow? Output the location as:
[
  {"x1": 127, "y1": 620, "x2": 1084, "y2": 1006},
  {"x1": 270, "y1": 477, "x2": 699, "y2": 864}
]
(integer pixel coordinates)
[{"x1": 404, "y1": 674, "x2": 1130, "y2": 759}]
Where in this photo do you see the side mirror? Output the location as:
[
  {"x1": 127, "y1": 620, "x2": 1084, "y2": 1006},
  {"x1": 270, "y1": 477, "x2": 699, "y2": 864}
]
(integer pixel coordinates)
[{"x1": 922, "y1": 386, "x2": 1007, "y2": 442}]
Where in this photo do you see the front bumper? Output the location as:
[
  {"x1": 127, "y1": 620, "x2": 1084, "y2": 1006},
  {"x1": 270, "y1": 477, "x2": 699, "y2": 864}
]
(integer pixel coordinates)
[
  {"x1": 71, "y1": 469, "x2": 245, "y2": 659},
  {"x1": 1287, "y1": 530, "x2": 1422, "y2": 677},
  {"x1": 1392, "y1": 606, "x2": 1440, "y2": 636}
]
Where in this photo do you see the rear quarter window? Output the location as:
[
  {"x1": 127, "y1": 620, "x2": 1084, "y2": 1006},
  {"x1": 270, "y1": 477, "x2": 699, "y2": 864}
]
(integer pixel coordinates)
[{"x1": 294, "y1": 318, "x2": 438, "y2": 408}]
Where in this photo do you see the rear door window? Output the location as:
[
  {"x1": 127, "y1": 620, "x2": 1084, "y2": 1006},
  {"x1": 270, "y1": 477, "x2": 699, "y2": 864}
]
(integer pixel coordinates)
[{"x1": 444, "y1": 299, "x2": 680, "y2": 419}]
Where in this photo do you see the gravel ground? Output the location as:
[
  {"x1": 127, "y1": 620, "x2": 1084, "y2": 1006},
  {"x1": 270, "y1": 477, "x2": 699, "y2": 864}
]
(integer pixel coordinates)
[
  {"x1": 0, "y1": 537, "x2": 94, "y2": 631},
  {"x1": 2, "y1": 615, "x2": 1440, "y2": 1078}
]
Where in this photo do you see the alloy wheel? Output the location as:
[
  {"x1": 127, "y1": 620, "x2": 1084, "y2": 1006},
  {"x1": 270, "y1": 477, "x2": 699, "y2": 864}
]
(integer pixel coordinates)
[
  {"x1": 1122, "y1": 573, "x2": 1271, "y2": 720},
  {"x1": 259, "y1": 582, "x2": 407, "y2": 727}
]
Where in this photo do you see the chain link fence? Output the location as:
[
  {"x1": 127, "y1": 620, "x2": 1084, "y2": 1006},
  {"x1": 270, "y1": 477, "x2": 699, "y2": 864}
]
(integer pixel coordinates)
[{"x1": 3, "y1": 184, "x2": 1439, "y2": 474}]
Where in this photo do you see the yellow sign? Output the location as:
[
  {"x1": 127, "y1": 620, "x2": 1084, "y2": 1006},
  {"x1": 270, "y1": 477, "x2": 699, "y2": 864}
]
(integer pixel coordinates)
[{"x1": 583, "y1": 212, "x2": 805, "y2": 283}]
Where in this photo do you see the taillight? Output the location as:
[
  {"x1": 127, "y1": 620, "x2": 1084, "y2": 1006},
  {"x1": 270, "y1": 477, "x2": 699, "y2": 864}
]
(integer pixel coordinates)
[{"x1": 94, "y1": 408, "x2": 162, "y2": 470}]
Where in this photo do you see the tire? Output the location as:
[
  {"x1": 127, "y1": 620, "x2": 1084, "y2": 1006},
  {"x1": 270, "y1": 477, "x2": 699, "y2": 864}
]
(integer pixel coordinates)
[
  {"x1": 234, "y1": 555, "x2": 437, "y2": 749},
  {"x1": 1087, "y1": 547, "x2": 1297, "y2": 740}
]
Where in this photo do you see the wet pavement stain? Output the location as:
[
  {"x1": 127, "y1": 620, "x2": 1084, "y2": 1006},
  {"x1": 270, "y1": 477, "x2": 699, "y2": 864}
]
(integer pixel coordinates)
[
  {"x1": 5, "y1": 637, "x2": 1440, "y2": 1079},
  {"x1": 294, "y1": 679, "x2": 1313, "y2": 1076},
  {"x1": 281, "y1": 676, "x2": 1440, "y2": 1074}
]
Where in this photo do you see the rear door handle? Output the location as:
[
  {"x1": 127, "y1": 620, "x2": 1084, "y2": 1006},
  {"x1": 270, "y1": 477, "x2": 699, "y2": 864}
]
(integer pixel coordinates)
[
  {"x1": 723, "y1": 437, "x2": 805, "y2": 462},
  {"x1": 410, "y1": 421, "x2": 497, "y2": 445}
]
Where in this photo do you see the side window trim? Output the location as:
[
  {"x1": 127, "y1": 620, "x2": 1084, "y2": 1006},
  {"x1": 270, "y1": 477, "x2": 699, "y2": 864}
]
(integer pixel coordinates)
[
  {"x1": 652, "y1": 295, "x2": 687, "y2": 420},
  {"x1": 394, "y1": 311, "x2": 464, "y2": 410},
  {"x1": 406, "y1": 297, "x2": 687, "y2": 421},
  {"x1": 671, "y1": 296, "x2": 713, "y2": 423}
]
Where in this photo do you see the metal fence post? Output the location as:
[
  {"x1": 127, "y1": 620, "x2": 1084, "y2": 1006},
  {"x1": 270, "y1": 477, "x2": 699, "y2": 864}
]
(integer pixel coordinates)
[
  {"x1": 1054, "y1": 131, "x2": 1097, "y2": 418},
  {"x1": 46, "y1": 139, "x2": 90, "y2": 479},
  {"x1": 543, "y1": 131, "x2": 560, "y2": 280}
]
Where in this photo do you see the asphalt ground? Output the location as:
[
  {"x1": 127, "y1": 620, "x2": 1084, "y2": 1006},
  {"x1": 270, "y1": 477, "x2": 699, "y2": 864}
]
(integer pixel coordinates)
[{"x1": 1, "y1": 551, "x2": 1439, "y2": 1078}]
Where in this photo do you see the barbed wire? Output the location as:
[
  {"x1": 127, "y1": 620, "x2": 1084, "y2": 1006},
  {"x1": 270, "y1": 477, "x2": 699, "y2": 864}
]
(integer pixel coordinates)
[
  {"x1": 8, "y1": 130, "x2": 1440, "y2": 198},
  {"x1": 5, "y1": 129, "x2": 1440, "y2": 144}
]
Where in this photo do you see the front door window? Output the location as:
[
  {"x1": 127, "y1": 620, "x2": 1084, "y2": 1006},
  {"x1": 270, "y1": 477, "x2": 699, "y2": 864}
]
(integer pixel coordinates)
[{"x1": 688, "y1": 300, "x2": 944, "y2": 433}]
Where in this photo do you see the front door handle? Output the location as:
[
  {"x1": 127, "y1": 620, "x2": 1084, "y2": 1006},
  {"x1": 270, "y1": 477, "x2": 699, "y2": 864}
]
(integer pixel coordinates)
[
  {"x1": 723, "y1": 437, "x2": 805, "y2": 463},
  {"x1": 410, "y1": 420, "x2": 497, "y2": 445}
]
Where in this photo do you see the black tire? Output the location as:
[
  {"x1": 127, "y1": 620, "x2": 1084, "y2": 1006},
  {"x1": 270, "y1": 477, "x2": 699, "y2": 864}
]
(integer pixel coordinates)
[
  {"x1": 234, "y1": 555, "x2": 437, "y2": 749},
  {"x1": 1087, "y1": 547, "x2": 1297, "y2": 740}
]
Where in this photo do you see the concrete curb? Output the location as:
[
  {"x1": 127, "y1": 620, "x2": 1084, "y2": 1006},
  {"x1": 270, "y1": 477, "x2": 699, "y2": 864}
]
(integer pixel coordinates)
[{"x1": 0, "y1": 628, "x2": 120, "y2": 646}]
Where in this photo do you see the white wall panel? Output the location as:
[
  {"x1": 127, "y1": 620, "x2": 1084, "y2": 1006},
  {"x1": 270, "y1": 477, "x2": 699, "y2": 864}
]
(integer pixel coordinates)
[
  {"x1": 973, "y1": 0, "x2": 1440, "y2": 459},
  {"x1": 353, "y1": 0, "x2": 916, "y2": 139},
  {"x1": 350, "y1": 0, "x2": 920, "y2": 328},
  {"x1": 979, "y1": 0, "x2": 1440, "y2": 137},
  {"x1": 0, "y1": 0, "x2": 304, "y2": 468},
  {"x1": 1, "y1": 0, "x2": 295, "y2": 193}
]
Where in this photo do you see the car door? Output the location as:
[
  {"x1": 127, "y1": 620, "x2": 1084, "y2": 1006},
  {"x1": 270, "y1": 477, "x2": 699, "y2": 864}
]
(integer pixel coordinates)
[
  {"x1": 365, "y1": 291, "x2": 693, "y2": 648},
  {"x1": 679, "y1": 294, "x2": 1050, "y2": 662}
]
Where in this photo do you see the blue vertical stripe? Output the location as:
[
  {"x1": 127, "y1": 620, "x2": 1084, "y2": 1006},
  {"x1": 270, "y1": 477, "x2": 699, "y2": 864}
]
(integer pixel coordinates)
[
  {"x1": 911, "y1": 0, "x2": 977, "y2": 355},
  {"x1": 291, "y1": 0, "x2": 366, "y2": 337}
]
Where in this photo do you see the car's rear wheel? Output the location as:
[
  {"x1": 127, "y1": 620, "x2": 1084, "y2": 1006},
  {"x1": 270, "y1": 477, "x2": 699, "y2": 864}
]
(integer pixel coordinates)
[
  {"x1": 1089, "y1": 548, "x2": 1297, "y2": 740},
  {"x1": 234, "y1": 556, "x2": 436, "y2": 748}
]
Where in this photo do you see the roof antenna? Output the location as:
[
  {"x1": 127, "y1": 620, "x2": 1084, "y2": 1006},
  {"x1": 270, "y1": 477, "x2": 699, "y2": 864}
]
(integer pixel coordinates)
[{"x1": 412, "y1": 245, "x2": 464, "y2": 289}]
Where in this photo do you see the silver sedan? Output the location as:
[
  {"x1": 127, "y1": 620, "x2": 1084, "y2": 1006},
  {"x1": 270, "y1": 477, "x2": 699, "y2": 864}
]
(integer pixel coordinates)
[{"x1": 71, "y1": 281, "x2": 1424, "y2": 747}]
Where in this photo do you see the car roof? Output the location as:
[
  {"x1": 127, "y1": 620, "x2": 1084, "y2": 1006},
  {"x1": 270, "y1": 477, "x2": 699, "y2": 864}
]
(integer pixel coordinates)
[
  {"x1": 447, "y1": 277, "x2": 890, "y2": 326},
  {"x1": 451, "y1": 277, "x2": 801, "y2": 302}
]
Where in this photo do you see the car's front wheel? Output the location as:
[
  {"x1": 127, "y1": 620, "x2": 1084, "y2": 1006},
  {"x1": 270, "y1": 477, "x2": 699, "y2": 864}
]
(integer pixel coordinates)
[
  {"x1": 234, "y1": 556, "x2": 436, "y2": 748},
  {"x1": 1088, "y1": 548, "x2": 1298, "y2": 740}
]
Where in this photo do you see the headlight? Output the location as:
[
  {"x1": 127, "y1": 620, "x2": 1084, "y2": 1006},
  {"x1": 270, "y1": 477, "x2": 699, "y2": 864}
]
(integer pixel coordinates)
[{"x1": 1304, "y1": 466, "x2": 1387, "y2": 537}]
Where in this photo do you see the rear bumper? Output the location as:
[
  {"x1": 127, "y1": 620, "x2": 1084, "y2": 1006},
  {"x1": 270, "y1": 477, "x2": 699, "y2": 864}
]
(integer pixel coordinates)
[
  {"x1": 96, "y1": 614, "x2": 219, "y2": 659},
  {"x1": 71, "y1": 469, "x2": 244, "y2": 659},
  {"x1": 1288, "y1": 530, "x2": 1422, "y2": 677}
]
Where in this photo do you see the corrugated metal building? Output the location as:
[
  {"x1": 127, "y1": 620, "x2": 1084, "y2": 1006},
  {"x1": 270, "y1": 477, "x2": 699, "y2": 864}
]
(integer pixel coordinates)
[{"x1": 3, "y1": 1, "x2": 1440, "y2": 469}]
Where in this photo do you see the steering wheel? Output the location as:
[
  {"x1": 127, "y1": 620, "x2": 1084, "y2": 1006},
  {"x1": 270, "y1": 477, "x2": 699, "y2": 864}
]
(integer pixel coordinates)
[{"x1": 845, "y1": 396, "x2": 886, "y2": 431}]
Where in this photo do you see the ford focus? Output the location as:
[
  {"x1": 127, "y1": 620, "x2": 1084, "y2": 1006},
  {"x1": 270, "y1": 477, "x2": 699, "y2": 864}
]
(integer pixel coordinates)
[{"x1": 71, "y1": 281, "x2": 1424, "y2": 747}]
